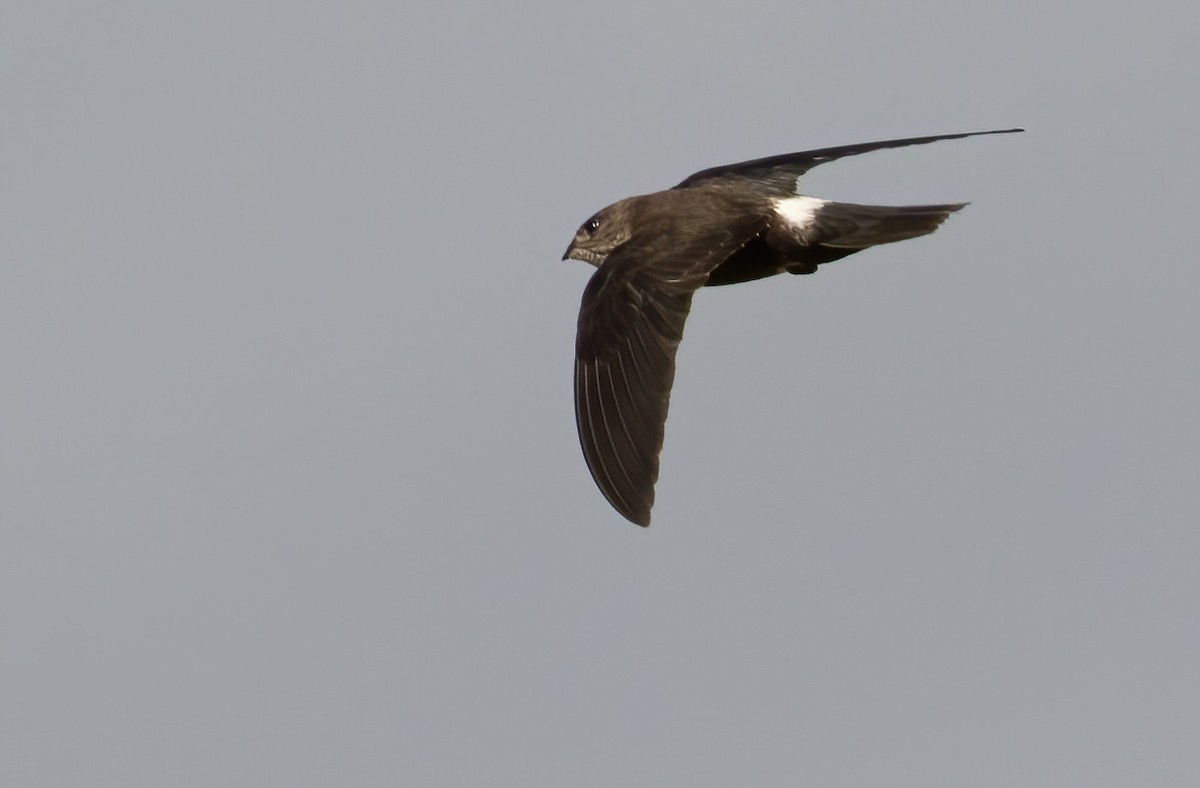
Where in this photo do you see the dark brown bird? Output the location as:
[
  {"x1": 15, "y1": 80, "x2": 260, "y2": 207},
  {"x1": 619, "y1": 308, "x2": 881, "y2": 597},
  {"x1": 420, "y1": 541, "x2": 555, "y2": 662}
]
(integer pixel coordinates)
[{"x1": 564, "y1": 128, "x2": 1022, "y2": 526}]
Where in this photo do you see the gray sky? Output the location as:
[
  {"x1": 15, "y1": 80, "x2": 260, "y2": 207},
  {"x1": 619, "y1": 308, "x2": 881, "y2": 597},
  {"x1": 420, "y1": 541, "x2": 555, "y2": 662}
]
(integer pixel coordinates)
[{"x1": 4, "y1": 1, "x2": 1198, "y2": 786}]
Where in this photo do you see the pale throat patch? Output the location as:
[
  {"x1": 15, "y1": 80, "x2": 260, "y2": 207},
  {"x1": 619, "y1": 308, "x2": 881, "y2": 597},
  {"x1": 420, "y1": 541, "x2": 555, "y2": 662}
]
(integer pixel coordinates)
[{"x1": 774, "y1": 195, "x2": 828, "y2": 233}]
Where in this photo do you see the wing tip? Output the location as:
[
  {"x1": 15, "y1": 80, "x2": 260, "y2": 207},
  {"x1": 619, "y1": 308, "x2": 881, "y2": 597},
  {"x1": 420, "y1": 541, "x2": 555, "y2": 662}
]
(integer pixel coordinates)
[
  {"x1": 627, "y1": 510, "x2": 652, "y2": 527},
  {"x1": 607, "y1": 489, "x2": 653, "y2": 527}
]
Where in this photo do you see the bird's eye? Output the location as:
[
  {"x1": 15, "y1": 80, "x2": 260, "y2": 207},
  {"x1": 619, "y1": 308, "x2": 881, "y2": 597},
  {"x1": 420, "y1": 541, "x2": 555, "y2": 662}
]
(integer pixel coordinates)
[{"x1": 582, "y1": 218, "x2": 600, "y2": 235}]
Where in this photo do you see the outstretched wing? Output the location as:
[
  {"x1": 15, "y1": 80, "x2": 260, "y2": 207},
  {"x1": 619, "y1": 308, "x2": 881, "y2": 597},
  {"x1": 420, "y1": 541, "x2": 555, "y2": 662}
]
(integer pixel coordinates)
[
  {"x1": 573, "y1": 218, "x2": 763, "y2": 526},
  {"x1": 674, "y1": 128, "x2": 1023, "y2": 194}
]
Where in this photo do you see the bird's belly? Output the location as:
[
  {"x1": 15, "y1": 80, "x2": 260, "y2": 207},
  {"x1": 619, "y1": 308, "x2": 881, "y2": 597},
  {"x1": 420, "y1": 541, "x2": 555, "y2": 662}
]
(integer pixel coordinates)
[{"x1": 703, "y1": 236, "x2": 789, "y2": 287}]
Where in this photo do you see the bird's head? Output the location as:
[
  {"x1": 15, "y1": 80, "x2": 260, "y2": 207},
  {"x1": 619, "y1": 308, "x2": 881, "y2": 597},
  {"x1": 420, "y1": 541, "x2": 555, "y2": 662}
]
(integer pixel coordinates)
[{"x1": 562, "y1": 199, "x2": 636, "y2": 267}]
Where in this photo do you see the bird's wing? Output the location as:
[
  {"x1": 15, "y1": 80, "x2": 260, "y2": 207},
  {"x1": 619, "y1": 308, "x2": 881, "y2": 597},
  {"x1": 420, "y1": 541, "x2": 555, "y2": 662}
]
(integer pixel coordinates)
[
  {"x1": 674, "y1": 128, "x2": 1023, "y2": 194},
  {"x1": 573, "y1": 222, "x2": 762, "y2": 526}
]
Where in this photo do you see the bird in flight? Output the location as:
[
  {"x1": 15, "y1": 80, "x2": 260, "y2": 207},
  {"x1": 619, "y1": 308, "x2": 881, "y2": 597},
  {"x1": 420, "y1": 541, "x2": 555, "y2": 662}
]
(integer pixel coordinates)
[{"x1": 564, "y1": 128, "x2": 1023, "y2": 526}]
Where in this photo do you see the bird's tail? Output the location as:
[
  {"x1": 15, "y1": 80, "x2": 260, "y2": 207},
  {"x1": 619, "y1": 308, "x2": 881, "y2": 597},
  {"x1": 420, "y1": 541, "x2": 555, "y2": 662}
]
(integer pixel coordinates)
[
  {"x1": 769, "y1": 198, "x2": 971, "y2": 275},
  {"x1": 816, "y1": 201, "x2": 968, "y2": 249}
]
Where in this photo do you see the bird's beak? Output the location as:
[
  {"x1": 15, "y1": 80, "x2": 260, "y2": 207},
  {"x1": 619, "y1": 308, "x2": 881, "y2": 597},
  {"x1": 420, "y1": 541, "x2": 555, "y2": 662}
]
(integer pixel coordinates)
[{"x1": 562, "y1": 241, "x2": 575, "y2": 261}]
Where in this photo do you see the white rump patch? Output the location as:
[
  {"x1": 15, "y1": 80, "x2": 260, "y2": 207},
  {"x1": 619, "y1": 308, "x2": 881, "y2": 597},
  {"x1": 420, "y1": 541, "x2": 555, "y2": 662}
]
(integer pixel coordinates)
[{"x1": 774, "y1": 195, "x2": 828, "y2": 234}]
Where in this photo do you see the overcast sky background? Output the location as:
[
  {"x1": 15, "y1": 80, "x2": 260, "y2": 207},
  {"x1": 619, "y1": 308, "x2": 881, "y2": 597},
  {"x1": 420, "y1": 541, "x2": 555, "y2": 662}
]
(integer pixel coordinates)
[{"x1": 4, "y1": 1, "x2": 1198, "y2": 786}]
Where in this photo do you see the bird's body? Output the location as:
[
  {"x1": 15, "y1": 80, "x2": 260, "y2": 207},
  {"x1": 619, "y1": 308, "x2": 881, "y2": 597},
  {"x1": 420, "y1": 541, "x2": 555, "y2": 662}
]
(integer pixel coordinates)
[{"x1": 564, "y1": 128, "x2": 1022, "y2": 526}]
